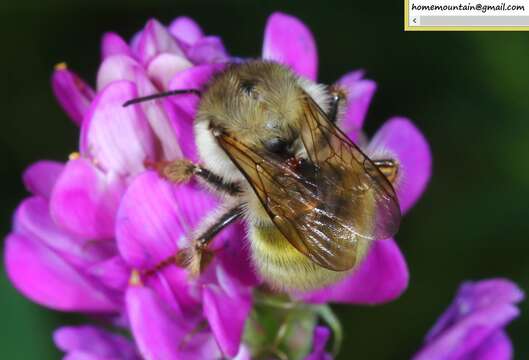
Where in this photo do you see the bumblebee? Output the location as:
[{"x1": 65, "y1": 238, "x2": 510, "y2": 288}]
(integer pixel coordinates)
[{"x1": 127, "y1": 60, "x2": 400, "y2": 291}]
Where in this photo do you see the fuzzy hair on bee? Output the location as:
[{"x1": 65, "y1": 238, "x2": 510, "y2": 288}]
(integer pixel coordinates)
[{"x1": 130, "y1": 60, "x2": 401, "y2": 292}]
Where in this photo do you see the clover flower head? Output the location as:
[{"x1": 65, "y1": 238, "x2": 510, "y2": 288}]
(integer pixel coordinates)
[{"x1": 5, "y1": 12, "x2": 433, "y2": 359}]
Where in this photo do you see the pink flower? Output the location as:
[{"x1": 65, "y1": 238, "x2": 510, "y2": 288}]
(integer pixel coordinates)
[
  {"x1": 54, "y1": 325, "x2": 140, "y2": 359},
  {"x1": 5, "y1": 12, "x2": 431, "y2": 359},
  {"x1": 413, "y1": 279, "x2": 524, "y2": 360},
  {"x1": 305, "y1": 326, "x2": 333, "y2": 360},
  {"x1": 305, "y1": 280, "x2": 525, "y2": 360}
]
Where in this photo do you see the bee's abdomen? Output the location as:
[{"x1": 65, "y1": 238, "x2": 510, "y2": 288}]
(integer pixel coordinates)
[{"x1": 249, "y1": 225, "x2": 356, "y2": 292}]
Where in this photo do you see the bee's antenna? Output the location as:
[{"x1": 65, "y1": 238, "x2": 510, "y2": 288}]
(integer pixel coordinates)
[{"x1": 122, "y1": 89, "x2": 202, "y2": 107}]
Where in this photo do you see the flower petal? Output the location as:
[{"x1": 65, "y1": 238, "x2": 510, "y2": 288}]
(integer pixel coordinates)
[
  {"x1": 136, "y1": 19, "x2": 185, "y2": 66},
  {"x1": 217, "y1": 223, "x2": 260, "y2": 287},
  {"x1": 305, "y1": 326, "x2": 332, "y2": 360},
  {"x1": 51, "y1": 65, "x2": 95, "y2": 126},
  {"x1": 147, "y1": 53, "x2": 193, "y2": 90},
  {"x1": 14, "y1": 196, "x2": 113, "y2": 267},
  {"x1": 426, "y1": 278, "x2": 524, "y2": 341},
  {"x1": 203, "y1": 266, "x2": 252, "y2": 357},
  {"x1": 367, "y1": 117, "x2": 432, "y2": 214},
  {"x1": 96, "y1": 54, "x2": 142, "y2": 91},
  {"x1": 116, "y1": 171, "x2": 217, "y2": 269},
  {"x1": 126, "y1": 285, "x2": 221, "y2": 360},
  {"x1": 415, "y1": 279, "x2": 523, "y2": 359},
  {"x1": 169, "y1": 16, "x2": 204, "y2": 45},
  {"x1": 80, "y1": 80, "x2": 157, "y2": 176},
  {"x1": 336, "y1": 71, "x2": 377, "y2": 140},
  {"x1": 461, "y1": 279, "x2": 524, "y2": 308},
  {"x1": 300, "y1": 239, "x2": 408, "y2": 304},
  {"x1": 413, "y1": 303, "x2": 519, "y2": 360},
  {"x1": 186, "y1": 36, "x2": 229, "y2": 65},
  {"x1": 62, "y1": 353, "x2": 99, "y2": 360},
  {"x1": 165, "y1": 103, "x2": 197, "y2": 161},
  {"x1": 5, "y1": 233, "x2": 118, "y2": 312},
  {"x1": 262, "y1": 12, "x2": 318, "y2": 80},
  {"x1": 168, "y1": 63, "x2": 225, "y2": 118},
  {"x1": 468, "y1": 330, "x2": 512, "y2": 360},
  {"x1": 87, "y1": 256, "x2": 130, "y2": 292},
  {"x1": 101, "y1": 32, "x2": 133, "y2": 59},
  {"x1": 54, "y1": 325, "x2": 139, "y2": 359},
  {"x1": 166, "y1": 63, "x2": 225, "y2": 160},
  {"x1": 22, "y1": 160, "x2": 64, "y2": 199},
  {"x1": 144, "y1": 266, "x2": 200, "y2": 315},
  {"x1": 50, "y1": 158, "x2": 126, "y2": 240},
  {"x1": 129, "y1": 30, "x2": 142, "y2": 58},
  {"x1": 134, "y1": 74, "x2": 186, "y2": 161},
  {"x1": 97, "y1": 55, "x2": 186, "y2": 161},
  {"x1": 233, "y1": 345, "x2": 252, "y2": 360}
]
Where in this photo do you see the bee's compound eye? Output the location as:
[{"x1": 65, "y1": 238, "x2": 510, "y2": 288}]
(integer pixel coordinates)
[{"x1": 264, "y1": 138, "x2": 290, "y2": 154}]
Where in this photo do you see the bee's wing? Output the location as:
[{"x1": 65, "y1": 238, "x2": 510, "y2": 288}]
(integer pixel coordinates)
[
  {"x1": 216, "y1": 96, "x2": 400, "y2": 271},
  {"x1": 298, "y1": 95, "x2": 401, "y2": 241}
]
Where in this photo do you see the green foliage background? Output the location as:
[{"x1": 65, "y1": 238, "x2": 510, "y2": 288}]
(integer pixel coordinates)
[{"x1": 1, "y1": 1, "x2": 528, "y2": 358}]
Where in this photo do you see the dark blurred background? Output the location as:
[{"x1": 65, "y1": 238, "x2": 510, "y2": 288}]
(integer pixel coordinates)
[{"x1": 1, "y1": 1, "x2": 528, "y2": 359}]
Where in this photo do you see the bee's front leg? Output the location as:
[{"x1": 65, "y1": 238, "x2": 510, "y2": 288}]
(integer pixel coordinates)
[
  {"x1": 155, "y1": 158, "x2": 196, "y2": 182},
  {"x1": 150, "y1": 158, "x2": 242, "y2": 196}
]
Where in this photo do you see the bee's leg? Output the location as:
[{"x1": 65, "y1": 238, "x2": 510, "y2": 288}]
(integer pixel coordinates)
[
  {"x1": 374, "y1": 159, "x2": 399, "y2": 184},
  {"x1": 193, "y1": 204, "x2": 244, "y2": 251},
  {"x1": 152, "y1": 158, "x2": 196, "y2": 182},
  {"x1": 180, "y1": 204, "x2": 245, "y2": 276},
  {"x1": 328, "y1": 86, "x2": 347, "y2": 123},
  {"x1": 150, "y1": 158, "x2": 241, "y2": 196},
  {"x1": 194, "y1": 165, "x2": 242, "y2": 196},
  {"x1": 143, "y1": 204, "x2": 244, "y2": 277}
]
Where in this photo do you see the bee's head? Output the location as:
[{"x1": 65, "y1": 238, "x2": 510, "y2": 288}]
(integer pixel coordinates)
[
  {"x1": 193, "y1": 61, "x2": 303, "y2": 182},
  {"x1": 194, "y1": 60, "x2": 329, "y2": 183}
]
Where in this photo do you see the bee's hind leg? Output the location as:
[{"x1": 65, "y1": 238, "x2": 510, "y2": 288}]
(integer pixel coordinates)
[{"x1": 148, "y1": 158, "x2": 241, "y2": 196}]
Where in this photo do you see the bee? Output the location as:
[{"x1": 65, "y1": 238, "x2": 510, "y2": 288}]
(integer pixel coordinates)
[{"x1": 126, "y1": 60, "x2": 401, "y2": 291}]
